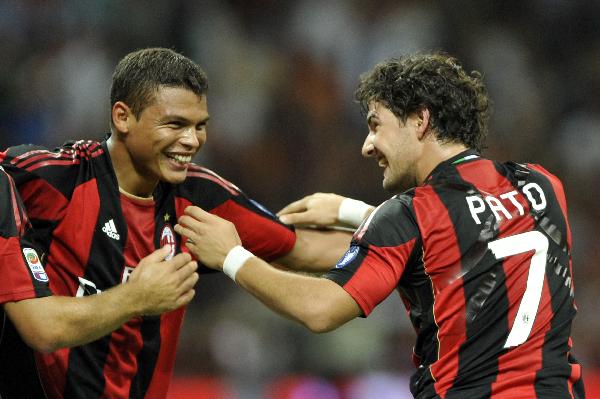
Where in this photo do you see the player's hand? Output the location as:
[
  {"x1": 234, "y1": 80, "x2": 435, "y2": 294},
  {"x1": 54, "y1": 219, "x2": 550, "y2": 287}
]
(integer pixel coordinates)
[
  {"x1": 278, "y1": 193, "x2": 346, "y2": 227},
  {"x1": 175, "y1": 206, "x2": 242, "y2": 270},
  {"x1": 128, "y1": 246, "x2": 198, "y2": 315}
]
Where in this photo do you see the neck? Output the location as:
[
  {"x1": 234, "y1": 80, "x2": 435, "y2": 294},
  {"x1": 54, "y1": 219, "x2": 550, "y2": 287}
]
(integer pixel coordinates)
[
  {"x1": 107, "y1": 134, "x2": 158, "y2": 198},
  {"x1": 119, "y1": 186, "x2": 153, "y2": 201},
  {"x1": 417, "y1": 141, "x2": 469, "y2": 184}
]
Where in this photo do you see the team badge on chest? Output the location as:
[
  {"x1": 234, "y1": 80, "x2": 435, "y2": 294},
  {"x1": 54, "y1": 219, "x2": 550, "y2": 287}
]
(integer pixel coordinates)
[{"x1": 160, "y1": 224, "x2": 176, "y2": 260}]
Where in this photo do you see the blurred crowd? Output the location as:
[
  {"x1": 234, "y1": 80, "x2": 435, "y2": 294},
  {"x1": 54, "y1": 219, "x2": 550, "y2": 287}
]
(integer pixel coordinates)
[{"x1": 1, "y1": 0, "x2": 598, "y2": 397}]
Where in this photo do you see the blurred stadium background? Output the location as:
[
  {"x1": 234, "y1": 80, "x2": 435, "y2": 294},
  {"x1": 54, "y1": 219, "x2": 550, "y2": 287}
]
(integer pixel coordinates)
[{"x1": 1, "y1": 1, "x2": 598, "y2": 398}]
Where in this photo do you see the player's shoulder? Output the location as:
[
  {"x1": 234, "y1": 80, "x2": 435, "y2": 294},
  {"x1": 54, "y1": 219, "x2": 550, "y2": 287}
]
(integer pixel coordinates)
[
  {"x1": 0, "y1": 165, "x2": 13, "y2": 186},
  {"x1": 354, "y1": 193, "x2": 419, "y2": 245},
  {"x1": 3, "y1": 140, "x2": 104, "y2": 171},
  {"x1": 180, "y1": 164, "x2": 242, "y2": 196},
  {"x1": 371, "y1": 192, "x2": 416, "y2": 222}
]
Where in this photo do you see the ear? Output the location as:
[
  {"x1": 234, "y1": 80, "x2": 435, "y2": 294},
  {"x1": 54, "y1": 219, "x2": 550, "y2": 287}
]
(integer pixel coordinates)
[
  {"x1": 415, "y1": 108, "x2": 431, "y2": 140},
  {"x1": 111, "y1": 101, "x2": 134, "y2": 134}
]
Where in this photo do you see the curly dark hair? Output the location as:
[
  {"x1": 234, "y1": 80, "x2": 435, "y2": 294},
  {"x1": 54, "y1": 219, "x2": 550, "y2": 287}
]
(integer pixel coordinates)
[
  {"x1": 110, "y1": 48, "x2": 208, "y2": 121},
  {"x1": 355, "y1": 52, "x2": 490, "y2": 151}
]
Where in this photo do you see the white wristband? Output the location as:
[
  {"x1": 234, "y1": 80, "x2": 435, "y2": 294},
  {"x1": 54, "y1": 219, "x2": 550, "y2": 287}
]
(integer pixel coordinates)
[
  {"x1": 223, "y1": 245, "x2": 255, "y2": 281},
  {"x1": 338, "y1": 198, "x2": 372, "y2": 228}
]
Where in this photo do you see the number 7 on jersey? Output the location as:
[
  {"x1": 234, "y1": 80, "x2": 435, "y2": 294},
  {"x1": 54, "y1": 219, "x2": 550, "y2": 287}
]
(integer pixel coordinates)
[{"x1": 488, "y1": 231, "x2": 549, "y2": 349}]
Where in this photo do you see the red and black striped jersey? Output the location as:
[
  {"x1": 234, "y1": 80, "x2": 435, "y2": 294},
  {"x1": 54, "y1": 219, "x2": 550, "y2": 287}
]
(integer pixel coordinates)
[
  {"x1": 0, "y1": 167, "x2": 50, "y2": 304},
  {"x1": 0, "y1": 167, "x2": 51, "y2": 399},
  {"x1": 0, "y1": 138, "x2": 296, "y2": 399},
  {"x1": 326, "y1": 150, "x2": 585, "y2": 399}
]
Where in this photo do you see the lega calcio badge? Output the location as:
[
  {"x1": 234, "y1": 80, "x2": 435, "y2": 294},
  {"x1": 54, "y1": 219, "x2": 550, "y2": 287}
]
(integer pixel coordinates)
[{"x1": 22, "y1": 247, "x2": 49, "y2": 282}]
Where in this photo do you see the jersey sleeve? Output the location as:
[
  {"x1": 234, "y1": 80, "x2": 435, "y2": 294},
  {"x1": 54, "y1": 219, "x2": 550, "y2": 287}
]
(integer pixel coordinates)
[
  {"x1": 177, "y1": 166, "x2": 296, "y2": 262},
  {"x1": 325, "y1": 195, "x2": 420, "y2": 316},
  {"x1": 0, "y1": 168, "x2": 51, "y2": 304},
  {"x1": 0, "y1": 144, "x2": 75, "y2": 225}
]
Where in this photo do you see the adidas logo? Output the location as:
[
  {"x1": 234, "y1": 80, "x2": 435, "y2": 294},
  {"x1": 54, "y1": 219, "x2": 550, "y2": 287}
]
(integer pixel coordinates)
[{"x1": 102, "y1": 219, "x2": 120, "y2": 240}]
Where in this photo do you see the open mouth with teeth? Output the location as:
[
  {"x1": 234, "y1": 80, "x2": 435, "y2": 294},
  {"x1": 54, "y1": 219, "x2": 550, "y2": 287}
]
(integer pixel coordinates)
[{"x1": 165, "y1": 153, "x2": 193, "y2": 169}]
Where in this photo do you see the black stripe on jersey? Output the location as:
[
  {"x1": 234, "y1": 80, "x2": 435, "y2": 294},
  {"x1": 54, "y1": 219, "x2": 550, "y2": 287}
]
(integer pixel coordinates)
[
  {"x1": 517, "y1": 166, "x2": 574, "y2": 398},
  {"x1": 64, "y1": 173, "x2": 127, "y2": 399},
  {"x1": 325, "y1": 244, "x2": 369, "y2": 288},
  {"x1": 411, "y1": 367, "x2": 439, "y2": 399},
  {"x1": 0, "y1": 316, "x2": 48, "y2": 399},
  {"x1": 326, "y1": 193, "x2": 420, "y2": 288},
  {"x1": 388, "y1": 191, "x2": 439, "y2": 376},
  {"x1": 434, "y1": 168, "x2": 508, "y2": 399},
  {"x1": 129, "y1": 316, "x2": 161, "y2": 398},
  {"x1": 360, "y1": 194, "x2": 420, "y2": 247},
  {"x1": 128, "y1": 192, "x2": 180, "y2": 397},
  {"x1": 0, "y1": 171, "x2": 20, "y2": 237}
]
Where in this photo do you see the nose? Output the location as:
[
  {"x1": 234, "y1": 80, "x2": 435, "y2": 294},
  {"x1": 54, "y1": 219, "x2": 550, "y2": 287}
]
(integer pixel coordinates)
[
  {"x1": 180, "y1": 127, "x2": 201, "y2": 149},
  {"x1": 362, "y1": 131, "x2": 375, "y2": 158}
]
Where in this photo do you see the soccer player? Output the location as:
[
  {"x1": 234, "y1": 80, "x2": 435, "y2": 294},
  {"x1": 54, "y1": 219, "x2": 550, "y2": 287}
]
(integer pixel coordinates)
[
  {"x1": 0, "y1": 166, "x2": 198, "y2": 397},
  {"x1": 0, "y1": 48, "x2": 348, "y2": 398},
  {"x1": 176, "y1": 53, "x2": 586, "y2": 398}
]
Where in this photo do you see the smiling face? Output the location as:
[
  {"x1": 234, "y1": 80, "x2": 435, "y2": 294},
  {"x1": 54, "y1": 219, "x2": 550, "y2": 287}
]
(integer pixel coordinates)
[
  {"x1": 112, "y1": 86, "x2": 209, "y2": 196},
  {"x1": 361, "y1": 102, "x2": 422, "y2": 193}
]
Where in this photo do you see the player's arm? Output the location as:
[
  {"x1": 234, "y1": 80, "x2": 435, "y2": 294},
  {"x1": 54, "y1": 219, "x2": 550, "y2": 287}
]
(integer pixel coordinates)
[
  {"x1": 278, "y1": 193, "x2": 375, "y2": 229},
  {"x1": 4, "y1": 247, "x2": 198, "y2": 353},
  {"x1": 175, "y1": 206, "x2": 362, "y2": 332},
  {"x1": 275, "y1": 227, "x2": 352, "y2": 272},
  {"x1": 273, "y1": 193, "x2": 375, "y2": 272}
]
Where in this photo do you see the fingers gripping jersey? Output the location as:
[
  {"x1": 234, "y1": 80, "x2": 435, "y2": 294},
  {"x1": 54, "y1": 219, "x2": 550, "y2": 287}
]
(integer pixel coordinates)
[
  {"x1": 326, "y1": 150, "x2": 584, "y2": 399},
  {"x1": 0, "y1": 139, "x2": 296, "y2": 399}
]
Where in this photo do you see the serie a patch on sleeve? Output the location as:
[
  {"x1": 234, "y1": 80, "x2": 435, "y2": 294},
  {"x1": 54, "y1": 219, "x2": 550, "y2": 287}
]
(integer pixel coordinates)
[
  {"x1": 336, "y1": 245, "x2": 360, "y2": 269},
  {"x1": 22, "y1": 247, "x2": 49, "y2": 282}
]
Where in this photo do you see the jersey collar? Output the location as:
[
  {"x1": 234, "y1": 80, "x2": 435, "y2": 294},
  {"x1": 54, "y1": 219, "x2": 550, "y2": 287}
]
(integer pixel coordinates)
[{"x1": 424, "y1": 149, "x2": 481, "y2": 183}]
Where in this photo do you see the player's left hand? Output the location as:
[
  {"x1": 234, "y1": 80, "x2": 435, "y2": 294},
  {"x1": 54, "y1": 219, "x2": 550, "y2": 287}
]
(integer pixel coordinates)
[
  {"x1": 278, "y1": 192, "x2": 345, "y2": 226},
  {"x1": 175, "y1": 206, "x2": 242, "y2": 270}
]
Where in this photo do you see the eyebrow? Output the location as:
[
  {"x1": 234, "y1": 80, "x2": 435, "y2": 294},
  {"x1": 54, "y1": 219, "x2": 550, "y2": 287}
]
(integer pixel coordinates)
[{"x1": 159, "y1": 115, "x2": 210, "y2": 124}]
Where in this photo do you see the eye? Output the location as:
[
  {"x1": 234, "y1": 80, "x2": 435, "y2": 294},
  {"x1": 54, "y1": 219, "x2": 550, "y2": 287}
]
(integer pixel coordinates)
[
  {"x1": 368, "y1": 119, "x2": 379, "y2": 132},
  {"x1": 166, "y1": 121, "x2": 184, "y2": 129}
]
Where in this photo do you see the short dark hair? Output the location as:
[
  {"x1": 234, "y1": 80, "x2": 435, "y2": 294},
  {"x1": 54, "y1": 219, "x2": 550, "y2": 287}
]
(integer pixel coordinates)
[
  {"x1": 110, "y1": 48, "x2": 209, "y2": 120},
  {"x1": 355, "y1": 52, "x2": 490, "y2": 151}
]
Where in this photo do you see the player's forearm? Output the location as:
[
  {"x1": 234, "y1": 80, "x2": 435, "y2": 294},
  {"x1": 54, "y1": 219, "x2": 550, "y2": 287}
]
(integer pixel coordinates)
[
  {"x1": 278, "y1": 228, "x2": 352, "y2": 272},
  {"x1": 234, "y1": 257, "x2": 356, "y2": 332},
  {"x1": 7, "y1": 284, "x2": 141, "y2": 352}
]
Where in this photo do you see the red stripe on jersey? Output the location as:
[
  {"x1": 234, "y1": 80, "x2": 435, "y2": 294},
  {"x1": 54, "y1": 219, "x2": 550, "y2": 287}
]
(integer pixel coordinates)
[
  {"x1": 186, "y1": 172, "x2": 239, "y2": 196},
  {"x1": 209, "y1": 199, "x2": 296, "y2": 262},
  {"x1": 457, "y1": 160, "x2": 550, "y2": 398},
  {"x1": 18, "y1": 179, "x2": 69, "y2": 221},
  {"x1": 145, "y1": 308, "x2": 186, "y2": 397},
  {"x1": 25, "y1": 159, "x2": 81, "y2": 172},
  {"x1": 527, "y1": 164, "x2": 571, "y2": 247},
  {"x1": 98, "y1": 194, "x2": 154, "y2": 397},
  {"x1": 13, "y1": 151, "x2": 76, "y2": 169},
  {"x1": 36, "y1": 349, "x2": 71, "y2": 399},
  {"x1": 0, "y1": 236, "x2": 38, "y2": 303},
  {"x1": 44, "y1": 179, "x2": 101, "y2": 296},
  {"x1": 342, "y1": 239, "x2": 417, "y2": 316},
  {"x1": 10, "y1": 142, "x2": 103, "y2": 168},
  {"x1": 175, "y1": 197, "x2": 195, "y2": 258},
  {"x1": 7, "y1": 175, "x2": 25, "y2": 236},
  {"x1": 102, "y1": 318, "x2": 144, "y2": 397},
  {"x1": 412, "y1": 184, "x2": 466, "y2": 394},
  {"x1": 35, "y1": 180, "x2": 100, "y2": 397}
]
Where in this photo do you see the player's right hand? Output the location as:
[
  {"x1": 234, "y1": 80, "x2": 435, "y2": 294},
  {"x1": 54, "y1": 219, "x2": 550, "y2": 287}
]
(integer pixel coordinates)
[
  {"x1": 128, "y1": 246, "x2": 199, "y2": 315},
  {"x1": 278, "y1": 193, "x2": 345, "y2": 227}
]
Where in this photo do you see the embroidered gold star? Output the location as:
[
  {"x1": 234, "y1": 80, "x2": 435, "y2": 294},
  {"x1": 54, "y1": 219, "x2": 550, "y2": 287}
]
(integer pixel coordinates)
[{"x1": 164, "y1": 213, "x2": 171, "y2": 222}]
